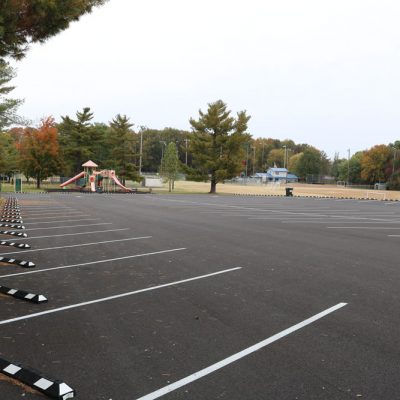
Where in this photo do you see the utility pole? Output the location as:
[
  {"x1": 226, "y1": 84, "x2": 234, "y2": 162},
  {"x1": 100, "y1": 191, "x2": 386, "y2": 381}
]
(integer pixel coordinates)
[
  {"x1": 252, "y1": 146, "x2": 256, "y2": 176},
  {"x1": 283, "y1": 145, "x2": 287, "y2": 169},
  {"x1": 392, "y1": 147, "x2": 397, "y2": 177},
  {"x1": 185, "y1": 138, "x2": 189, "y2": 165},
  {"x1": 246, "y1": 145, "x2": 249, "y2": 177},
  {"x1": 347, "y1": 149, "x2": 350, "y2": 186},
  {"x1": 139, "y1": 128, "x2": 143, "y2": 176},
  {"x1": 160, "y1": 141, "x2": 166, "y2": 159},
  {"x1": 262, "y1": 142, "x2": 265, "y2": 171}
]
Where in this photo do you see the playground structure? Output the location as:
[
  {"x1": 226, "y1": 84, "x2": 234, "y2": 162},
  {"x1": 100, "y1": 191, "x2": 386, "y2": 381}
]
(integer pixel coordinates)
[{"x1": 60, "y1": 160, "x2": 132, "y2": 192}]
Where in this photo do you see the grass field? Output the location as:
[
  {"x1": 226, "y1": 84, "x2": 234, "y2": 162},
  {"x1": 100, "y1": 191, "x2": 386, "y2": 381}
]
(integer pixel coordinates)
[
  {"x1": 154, "y1": 180, "x2": 400, "y2": 200},
  {"x1": 2, "y1": 180, "x2": 399, "y2": 200}
]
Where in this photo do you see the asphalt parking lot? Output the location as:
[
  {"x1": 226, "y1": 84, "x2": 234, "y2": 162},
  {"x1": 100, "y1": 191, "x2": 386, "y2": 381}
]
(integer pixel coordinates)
[{"x1": 0, "y1": 193, "x2": 399, "y2": 399}]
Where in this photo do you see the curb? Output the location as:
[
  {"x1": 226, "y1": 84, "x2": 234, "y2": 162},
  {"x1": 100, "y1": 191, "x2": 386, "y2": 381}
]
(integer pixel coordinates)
[
  {"x1": 0, "y1": 285, "x2": 47, "y2": 303},
  {"x1": 0, "y1": 230, "x2": 28, "y2": 238},
  {"x1": 0, "y1": 357, "x2": 75, "y2": 399},
  {"x1": 0, "y1": 256, "x2": 35, "y2": 268},
  {"x1": 0, "y1": 241, "x2": 30, "y2": 249},
  {"x1": 232, "y1": 193, "x2": 400, "y2": 201}
]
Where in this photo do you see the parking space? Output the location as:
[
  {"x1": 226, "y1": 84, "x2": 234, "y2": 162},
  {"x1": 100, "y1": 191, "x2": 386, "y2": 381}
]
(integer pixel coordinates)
[{"x1": 0, "y1": 193, "x2": 399, "y2": 399}]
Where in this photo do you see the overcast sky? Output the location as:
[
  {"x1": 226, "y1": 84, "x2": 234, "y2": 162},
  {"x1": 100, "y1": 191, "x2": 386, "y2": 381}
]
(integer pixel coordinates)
[{"x1": 11, "y1": 0, "x2": 400, "y2": 159}]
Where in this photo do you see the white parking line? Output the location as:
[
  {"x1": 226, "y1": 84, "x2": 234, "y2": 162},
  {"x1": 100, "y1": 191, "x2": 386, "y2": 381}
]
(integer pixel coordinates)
[
  {"x1": 0, "y1": 248, "x2": 187, "y2": 279},
  {"x1": 25, "y1": 219, "x2": 101, "y2": 226},
  {"x1": 0, "y1": 236, "x2": 152, "y2": 256},
  {"x1": 23, "y1": 214, "x2": 88, "y2": 220},
  {"x1": 388, "y1": 235, "x2": 400, "y2": 237},
  {"x1": 328, "y1": 226, "x2": 400, "y2": 230},
  {"x1": 24, "y1": 223, "x2": 112, "y2": 231},
  {"x1": 9, "y1": 228, "x2": 130, "y2": 240},
  {"x1": 21, "y1": 211, "x2": 83, "y2": 216},
  {"x1": 0, "y1": 266, "x2": 239, "y2": 326},
  {"x1": 136, "y1": 302, "x2": 347, "y2": 400}
]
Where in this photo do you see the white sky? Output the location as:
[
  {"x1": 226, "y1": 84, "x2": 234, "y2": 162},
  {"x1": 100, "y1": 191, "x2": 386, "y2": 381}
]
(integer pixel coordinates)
[{"x1": 11, "y1": 0, "x2": 400, "y2": 159}]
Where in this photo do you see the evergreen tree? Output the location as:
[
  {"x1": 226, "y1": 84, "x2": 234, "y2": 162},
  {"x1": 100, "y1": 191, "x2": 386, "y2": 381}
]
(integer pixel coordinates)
[
  {"x1": 189, "y1": 100, "x2": 251, "y2": 193},
  {"x1": 58, "y1": 107, "x2": 103, "y2": 175},
  {"x1": 0, "y1": 0, "x2": 107, "y2": 59},
  {"x1": 0, "y1": 60, "x2": 23, "y2": 130},
  {"x1": 108, "y1": 114, "x2": 139, "y2": 183}
]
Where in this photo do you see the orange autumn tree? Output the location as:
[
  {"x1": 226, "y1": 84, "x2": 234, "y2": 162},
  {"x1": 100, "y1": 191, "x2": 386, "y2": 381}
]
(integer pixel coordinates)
[{"x1": 17, "y1": 117, "x2": 61, "y2": 188}]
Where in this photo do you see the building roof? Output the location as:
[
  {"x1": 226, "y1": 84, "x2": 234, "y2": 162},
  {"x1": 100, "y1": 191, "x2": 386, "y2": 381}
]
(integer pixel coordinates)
[
  {"x1": 267, "y1": 167, "x2": 288, "y2": 172},
  {"x1": 82, "y1": 160, "x2": 98, "y2": 168}
]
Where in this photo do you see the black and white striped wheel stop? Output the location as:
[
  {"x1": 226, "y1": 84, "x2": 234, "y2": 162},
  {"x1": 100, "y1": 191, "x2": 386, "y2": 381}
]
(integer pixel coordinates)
[
  {"x1": 0, "y1": 230, "x2": 28, "y2": 238},
  {"x1": 0, "y1": 219, "x2": 23, "y2": 223},
  {"x1": 0, "y1": 223, "x2": 25, "y2": 229},
  {"x1": 0, "y1": 241, "x2": 30, "y2": 249},
  {"x1": 0, "y1": 357, "x2": 75, "y2": 399},
  {"x1": 0, "y1": 256, "x2": 35, "y2": 268},
  {"x1": 1, "y1": 214, "x2": 21, "y2": 219},
  {"x1": 0, "y1": 285, "x2": 47, "y2": 303}
]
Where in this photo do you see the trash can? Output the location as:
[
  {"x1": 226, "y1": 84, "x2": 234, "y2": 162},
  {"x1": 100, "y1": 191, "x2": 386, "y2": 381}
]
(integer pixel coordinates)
[{"x1": 285, "y1": 187, "x2": 293, "y2": 197}]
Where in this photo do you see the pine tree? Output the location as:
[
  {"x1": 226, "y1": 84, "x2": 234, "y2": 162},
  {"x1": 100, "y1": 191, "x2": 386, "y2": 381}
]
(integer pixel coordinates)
[
  {"x1": 189, "y1": 100, "x2": 251, "y2": 193},
  {"x1": 0, "y1": 0, "x2": 108, "y2": 59},
  {"x1": 0, "y1": 60, "x2": 23, "y2": 130},
  {"x1": 108, "y1": 114, "x2": 139, "y2": 183},
  {"x1": 58, "y1": 107, "x2": 101, "y2": 175}
]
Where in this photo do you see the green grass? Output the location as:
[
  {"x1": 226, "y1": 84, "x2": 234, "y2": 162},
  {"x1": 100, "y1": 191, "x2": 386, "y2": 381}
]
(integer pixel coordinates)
[{"x1": 0, "y1": 182, "x2": 60, "y2": 193}]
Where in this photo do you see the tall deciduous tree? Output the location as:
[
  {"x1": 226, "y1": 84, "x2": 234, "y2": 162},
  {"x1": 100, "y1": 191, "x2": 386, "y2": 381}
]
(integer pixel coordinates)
[
  {"x1": 17, "y1": 117, "x2": 61, "y2": 188},
  {"x1": 361, "y1": 145, "x2": 391, "y2": 183},
  {"x1": 0, "y1": 0, "x2": 108, "y2": 59},
  {"x1": 267, "y1": 148, "x2": 284, "y2": 168},
  {"x1": 189, "y1": 100, "x2": 251, "y2": 194},
  {"x1": 0, "y1": 60, "x2": 23, "y2": 129},
  {"x1": 295, "y1": 147, "x2": 329, "y2": 179},
  {"x1": 161, "y1": 142, "x2": 179, "y2": 192}
]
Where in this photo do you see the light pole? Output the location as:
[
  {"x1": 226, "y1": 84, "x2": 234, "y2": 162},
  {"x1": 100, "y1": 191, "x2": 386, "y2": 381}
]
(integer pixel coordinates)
[
  {"x1": 246, "y1": 145, "x2": 249, "y2": 177},
  {"x1": 283, "y1": 145, "x2": 287, "y2": 169},
  {"x1": 347, "y1": 149, "x2": 350, "y2": 186},
  {"x1": 185, "y1": 138, "x2": 189, "y2": 165},
  {"x1": 160, "y1": 141, "x2": 167, "y2": 159},
  {"x1": 261, "y1": 142, "x2": 265, "y2": 171},
  {"x1": 138, "y1": 127, "x2": 144, "y2": 176},
  {"x1": 392, "y1": 147, "x2": 397, "y2": 177},
  {"x1": 252, "y1": 146, "x2": 256, "y2": 176}
]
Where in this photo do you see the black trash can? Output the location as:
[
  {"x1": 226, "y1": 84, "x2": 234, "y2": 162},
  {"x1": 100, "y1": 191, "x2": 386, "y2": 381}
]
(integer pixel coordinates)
[{"x1": 285, "y1": 187, "x2": 293, "y2": 197}]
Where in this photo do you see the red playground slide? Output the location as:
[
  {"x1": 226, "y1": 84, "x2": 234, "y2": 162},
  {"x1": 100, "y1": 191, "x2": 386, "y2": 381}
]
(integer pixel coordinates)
[
  {"x1": 111, "y1": 175, "x2": 132, "y2": 192},
  {"x1": 60, "y1": 171, "x2": 85, "y2": 188}
]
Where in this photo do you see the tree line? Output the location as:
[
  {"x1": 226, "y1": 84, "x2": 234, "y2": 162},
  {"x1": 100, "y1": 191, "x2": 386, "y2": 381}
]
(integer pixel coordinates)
[
  {"x1": 1, "y1": 100, "x2": 399, "y2": 191},
  {"x1": 1, "y1": 2, "x2": 399, "y2": 192}
]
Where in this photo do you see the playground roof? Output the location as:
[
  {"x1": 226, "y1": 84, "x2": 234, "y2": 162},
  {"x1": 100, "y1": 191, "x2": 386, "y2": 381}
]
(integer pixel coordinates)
[{"x1": 82, "y1": 160, "x2": 98, "y2": 168}]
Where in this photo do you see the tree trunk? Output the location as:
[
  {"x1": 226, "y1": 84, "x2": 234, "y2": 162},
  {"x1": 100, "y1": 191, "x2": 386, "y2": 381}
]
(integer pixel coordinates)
[
  {"x1": 209, "y1": 174, "x2": 217, "y2": 194},
  {"x1": 36, "y1": 173, "x2": 41, "y2": 189},
  {"x1": 168, "y1": 179, "x2": 172, "y2": 192}
]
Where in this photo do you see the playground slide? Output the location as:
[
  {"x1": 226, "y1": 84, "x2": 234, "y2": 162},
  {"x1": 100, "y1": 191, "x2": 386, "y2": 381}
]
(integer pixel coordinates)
[
  {"x1": 111, "y1": 175, "x2": 131, "y2": 191},
  {"x1": 60, "y1": 171, "x2": 85, "y2": 187}
]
